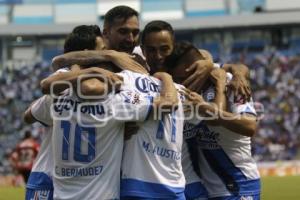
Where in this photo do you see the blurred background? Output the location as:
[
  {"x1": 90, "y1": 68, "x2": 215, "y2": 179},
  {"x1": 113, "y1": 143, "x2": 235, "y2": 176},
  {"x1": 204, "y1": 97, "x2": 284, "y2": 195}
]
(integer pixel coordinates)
[{"x1": 0, "y1": 0, "x2": 299, "y2": 199}]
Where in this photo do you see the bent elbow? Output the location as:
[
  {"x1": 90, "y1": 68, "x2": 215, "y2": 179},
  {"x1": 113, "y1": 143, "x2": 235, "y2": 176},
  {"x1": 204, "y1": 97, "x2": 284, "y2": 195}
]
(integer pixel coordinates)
[
  {"x1": 245, "y1": 121, "x2": 257, "y2": 137},
  {"x1": 40, "y1": 79, "x2": 50, "y2": 94}
]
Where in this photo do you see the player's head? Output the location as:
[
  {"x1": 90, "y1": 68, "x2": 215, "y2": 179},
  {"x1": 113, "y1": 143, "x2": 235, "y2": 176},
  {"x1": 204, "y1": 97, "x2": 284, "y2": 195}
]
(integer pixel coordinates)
[
  {"x1": 141, "y1": 20, "x2": 175, "y2": 72},
  {"x1": 165, "y1": 41, "x2": 204, "y2": 84},
  {"x1": 64, "y1": 25, "x2": 105, "y2": 53},
  {"x1": 64, "y1": 25, "x2": 120, "y2": 71},
  {"x1": 103, "y1": 6, "x2": 139, "y2": 53}
]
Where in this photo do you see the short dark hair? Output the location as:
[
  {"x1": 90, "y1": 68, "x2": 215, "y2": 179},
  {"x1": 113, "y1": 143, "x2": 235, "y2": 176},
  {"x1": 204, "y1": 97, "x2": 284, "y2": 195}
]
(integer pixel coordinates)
[
  {"x1": 165, "y1": 41, "x2": 203, "y2": 69},
  {"x1": 141, "y1": 20, "x2": 174, "y2": 45},
  {"x1": 64, "y1": 25, "x2": 101, "y2": 53},
  {"x1": 104, "y1": 5, "x2": 139, "y2": 27},
  {"x1": 72, "y1": 25, "x2": 102, "y2": 37}
]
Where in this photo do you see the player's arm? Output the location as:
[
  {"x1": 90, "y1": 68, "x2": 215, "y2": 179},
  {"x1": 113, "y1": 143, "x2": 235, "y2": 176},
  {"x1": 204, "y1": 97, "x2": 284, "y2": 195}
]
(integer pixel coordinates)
[
  {"x1": 209, "y1": 68, "x2": 227, "y2": 110},
  {"x1": 123, "y1": 72, "x2": 177, "y2": 140},
  {"x1": 52, "y1": 50, "x2": 148, "y2": 74},
  {"x1": 182, "y1": 50, "x2": 214, "y2": 93},
  {"x1": 185, "y1": 91, "x2": 257, "y2": 137},
  {"x1": 222, "y1": 63, "x2": 251, "y2": 101},
  {"x1": 41, "y1": 66, "x2": 122, "y2": 95},
  {"x1": 41, "y1": 65, "x2": 81, "y2": 94},
  {"x1": 23, "y1": 95, "x2": 53, "y2": 126},
  {"x1": 24, "y1": 100, "x2": 38, "y2": 124},
  {"x1": 153, "y1": 72, "x2": 178, "y2": 112}
]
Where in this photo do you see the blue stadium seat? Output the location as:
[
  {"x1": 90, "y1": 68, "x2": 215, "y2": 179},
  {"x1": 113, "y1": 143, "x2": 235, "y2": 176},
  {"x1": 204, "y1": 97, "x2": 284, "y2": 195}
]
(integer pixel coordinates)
[
  {"x1": 23, "y1": 0, "x2": 52, "y2": 4},
  {"x1": 0, "y1": 5, "x2": 9, "y2": 15},
  {"x1": 141, "y1": 0, "x2": 182, "y2": 12},
  {"x1": 12, "y1": 4, "x2": 53, "y2": 24},
  {"x1": 141, "y1": 0, "x2": 183, "y2": 20},
  {"x1": 237, "y1": 0, "x2": 265, "y2": 12},
  {"x1": 185, "y1": 0, "x2": 227, "y2": 17},
  {"x1": 199, "y1": 42, "x2": 220, "y2": 61},
  {"x1": 54, "y1": 0, "x2": 96, "y2": 4},
  {"x1": 55, "y1": 3, "x2": 96, "y2": 23},
  {"x1": 42, "y1": 47, "x2": 63, "y2": 62}
]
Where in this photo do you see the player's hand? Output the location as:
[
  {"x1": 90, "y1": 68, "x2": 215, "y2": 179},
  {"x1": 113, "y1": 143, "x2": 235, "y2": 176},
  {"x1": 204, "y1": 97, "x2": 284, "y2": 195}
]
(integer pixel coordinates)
[
  {"x1": 209, "y1": 68, "x2": 227, "y2": 86},
  {"x1": 227, "y1": 72, "x2": 251, "y2": 102},
  {"x1": 182, "y1": 59, "x2": 213, "y2": 92},
  {"x1": 109, "y1": 51, "x2": 149, "y2": 74},
  {"x1": 153, "y1": 72, "x2": 172, "y2": 80},
  {"x1": 153, "y1": 95, "x2": 178, "y2": 114},
  {"x1": 153, "y1": 72, "x2": 178, "y2": 113},
  {"x1": 180, "y1": 88, "x2": 205, "y2": 109},
  {"x1": 184, "y1": 88, "x2": 205, "y2": 104}
]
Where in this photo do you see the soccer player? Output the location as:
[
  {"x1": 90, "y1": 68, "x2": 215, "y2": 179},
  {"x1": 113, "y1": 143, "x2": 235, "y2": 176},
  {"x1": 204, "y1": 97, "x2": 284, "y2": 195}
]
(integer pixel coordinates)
[
  {"x1": 140, "y1": 20, "x2": 252, "y2": 200},
  {"x1": 23, "y1": 24, "x2": 108, "y2": 200},
  {"x1": 165, "y1": 42, "x2": 260, "y2": 200},
  {"x1": 141, "y1": 21, "x2": 210, "y2": 200},
  {"x1": 102, "y1": 5, "x2": 139, "y2": 54}
]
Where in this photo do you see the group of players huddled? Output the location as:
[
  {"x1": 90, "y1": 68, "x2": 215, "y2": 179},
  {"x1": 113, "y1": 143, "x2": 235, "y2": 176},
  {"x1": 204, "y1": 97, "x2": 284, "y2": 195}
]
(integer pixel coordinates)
[{"x1": 23, "y1": 5, "x2": 260, "y2": 200}]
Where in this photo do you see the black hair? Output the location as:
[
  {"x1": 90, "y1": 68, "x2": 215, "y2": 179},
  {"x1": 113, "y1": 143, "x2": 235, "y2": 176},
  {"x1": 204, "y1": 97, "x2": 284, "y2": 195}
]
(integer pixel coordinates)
[
  {"x1": 141, "y1": 20, "x2": 174, "y2": 45},
  {"x1": 64, "y1": 25, "x2": 101, "y2": 53},
  {"x1": 104, "y1": 5, "x2": 139, "y2": 27},
  {"x1": 72, "y1": 25, "x2": 102, "y2": 37},
  {"x1": 164, "y1": 41, "x2": 203, "y2": 69}
]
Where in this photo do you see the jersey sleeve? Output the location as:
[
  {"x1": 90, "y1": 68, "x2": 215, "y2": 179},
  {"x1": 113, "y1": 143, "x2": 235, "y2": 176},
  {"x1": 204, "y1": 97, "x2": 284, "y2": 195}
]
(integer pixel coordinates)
[
  {"x1": 111, "y1": 89, "x2": 153, "y2": 122},
  {"x1": 30, "y1": 95, "x2": 53, "y2": 126}
]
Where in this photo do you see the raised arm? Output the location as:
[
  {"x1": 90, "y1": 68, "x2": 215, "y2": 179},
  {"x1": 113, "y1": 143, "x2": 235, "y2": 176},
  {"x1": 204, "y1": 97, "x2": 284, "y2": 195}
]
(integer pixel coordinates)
[
  {"x1": 52, "y1": 50, "x2": 148, "y2": 74},
  {"x1": 185, "y1": 91, "x2": 257, "y2": 137},
  {"x1": 209, "y1": 68, "x2": 227, "y2": 110},
  {"x1": 182, "y1": 49, "x2": 214, "y2": 92},
  {"x1": 222, "y1": 63, "x2": 251, "y2": 101},
  {"x1": 153, "y1": 72, "x2": 178, "y2": 112},
  {"x1": 24, "y1": 101, "x2": 37, "y2": 124},
  {"x1": 41, "y1": 66, "x2": 122, "y2": 95}
]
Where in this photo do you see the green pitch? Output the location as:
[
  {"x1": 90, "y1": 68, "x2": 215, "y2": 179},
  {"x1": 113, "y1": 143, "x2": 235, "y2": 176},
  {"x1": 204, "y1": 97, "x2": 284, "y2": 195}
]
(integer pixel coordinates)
[
  {"x1": 0, "y1": 176, "x2": 299, "y2": 200},
  {"x1": 262, "y1": 176, "x2": 300, "y2": 200},
  {"x1": 0, "y1": 186, "x2": 25, "y2": 200}
]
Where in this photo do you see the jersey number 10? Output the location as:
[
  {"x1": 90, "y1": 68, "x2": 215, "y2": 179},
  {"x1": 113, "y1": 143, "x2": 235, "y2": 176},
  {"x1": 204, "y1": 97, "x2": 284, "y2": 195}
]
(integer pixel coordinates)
[{"x1": 61, "y1": 120, "x2": 96, "y2": 163}]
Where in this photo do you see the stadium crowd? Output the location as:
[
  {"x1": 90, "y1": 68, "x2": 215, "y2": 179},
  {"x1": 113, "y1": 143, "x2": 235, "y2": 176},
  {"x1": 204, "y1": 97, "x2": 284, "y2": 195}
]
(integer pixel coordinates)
[
  {"x1": 245, "y1": 51, "x2": 300, "y2": 161},
  {"x1": 0, "y1": 48, "x2": 299, "y2": 176}
]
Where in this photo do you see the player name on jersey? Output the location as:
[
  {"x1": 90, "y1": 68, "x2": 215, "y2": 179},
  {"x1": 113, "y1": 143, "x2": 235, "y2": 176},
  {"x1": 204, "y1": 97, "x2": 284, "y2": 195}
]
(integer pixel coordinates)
[
  {"x1": 55, "y1": 165, "x2": 103, "y2": 177},
  {"x1": 142, "y1": 141, "x2": 181, "y2": 161}
]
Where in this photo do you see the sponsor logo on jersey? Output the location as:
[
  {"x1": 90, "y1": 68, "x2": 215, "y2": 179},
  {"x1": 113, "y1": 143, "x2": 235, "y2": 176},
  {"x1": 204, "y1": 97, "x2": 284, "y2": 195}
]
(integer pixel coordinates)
[
  {"x1": 53, "y1": 97, "x2": 105, "y2": 116},
  {"x1": 135, "y1": 77, "x2": 160, "y2": 93}
]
